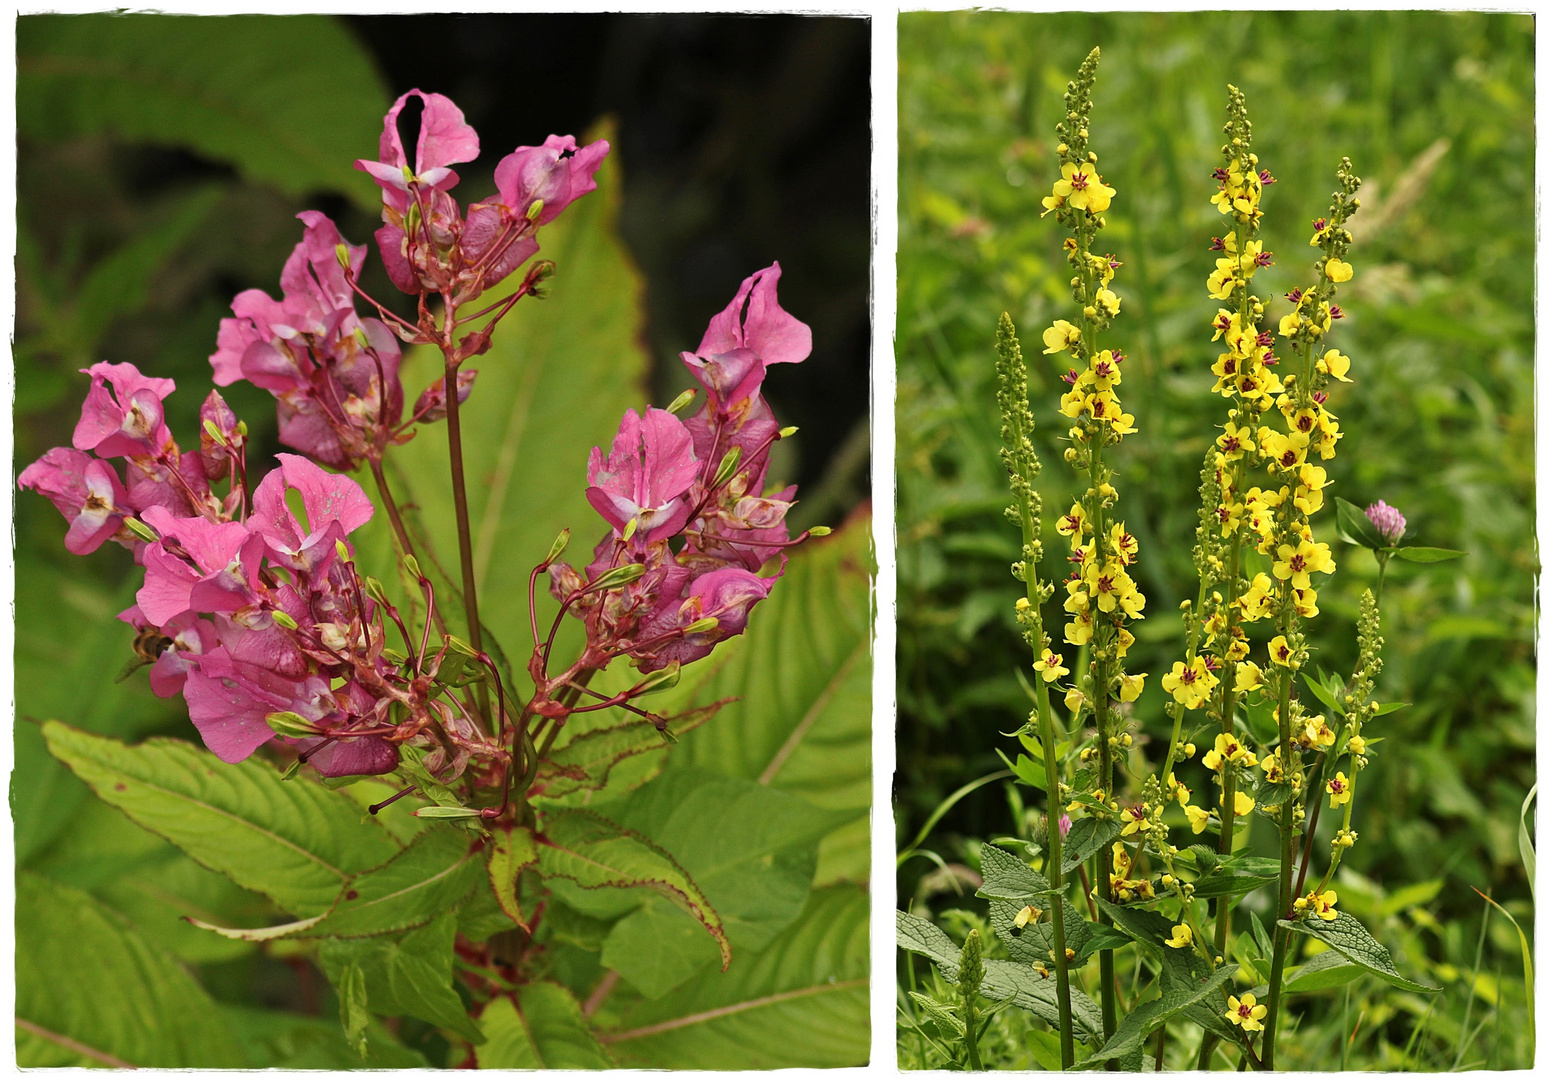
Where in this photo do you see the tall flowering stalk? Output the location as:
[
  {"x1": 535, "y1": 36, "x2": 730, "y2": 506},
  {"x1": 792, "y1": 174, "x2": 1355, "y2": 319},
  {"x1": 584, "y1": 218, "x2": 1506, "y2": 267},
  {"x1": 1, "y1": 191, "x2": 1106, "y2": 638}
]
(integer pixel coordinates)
[
  {"x1": 21, "y1": 90, "x2": 821, "y2": 989},
  {"x1": 995, "y1": 313, "x2": 1075, "y2": 1067},
  {"x1": 1038, "y1": 47, "x2": 1149, "y2": 1048}
]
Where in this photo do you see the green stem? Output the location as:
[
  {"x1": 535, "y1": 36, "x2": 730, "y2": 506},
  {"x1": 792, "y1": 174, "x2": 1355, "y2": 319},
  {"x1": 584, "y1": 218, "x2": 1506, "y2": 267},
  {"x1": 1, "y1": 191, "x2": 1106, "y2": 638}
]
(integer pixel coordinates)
[
  {"x1": 1262, "y1": 668, "x2": 1297, "y2": 1069},
  {"x1": 442, "y1": 351, "x2": 492, "y2": 725},
  {"x1": 963, "y1": 996, "x2": 983, "y2": 1071}
]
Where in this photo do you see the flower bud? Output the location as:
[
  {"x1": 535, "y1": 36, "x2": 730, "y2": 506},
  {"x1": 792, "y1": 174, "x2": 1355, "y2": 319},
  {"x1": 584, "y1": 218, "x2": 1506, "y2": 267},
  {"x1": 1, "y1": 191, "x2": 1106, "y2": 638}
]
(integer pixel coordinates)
[
  {"x1": 413, "y1": 805, "x2": 485, "y2": 820},
  {"x1": 270, "y1": 610, "x2": 300, "y2": 631},
  {"x1": 544, "y1": 529, "x2": 571, "y2": 567},
  {"x1": 779, "y1": 425, "x2": 799, "y2": 438},
  {"x1": 124, "y1": 517, "x2": 160, "y2": 543},
  {"x1": 526, "y1": 198, "x2": 545, "y2": 223},
  {"x1": 681, "y1": 616, "x2": 720, "y2": 635},
  {"x1": 588, "y1": 563, "x2": 647, "y2": 591},
  {"x1": 444, "y1": 634, "x2": 479, "y2": 657},
  {"x1": 403, "y1": 553, "x2": 424, "y2": 580},
  {"x1": 335, "y1": 540, "x2": 352, "y2": 564},
  {"x1": 266, "y1": 711, "x2": 321, "y2": 737},
  {"x1": 711, "y1": 445, "x2": 744, "y2": 490},
  {"x1": 363, "y1": 576, "x2": 390, "y2": 606},
  {"x1": 630, "y1": 661, "x2": 682, "y2": 697},
  {"x1": 666, "y1": 388, "x2": 698, "y2": 415},
  {"x1": 808, "y1": 526, "x2": 832, "y2": 537},
  {"x1": 957, "y1": 929, "x2": 985, "y2": 998},
  {"x1": 334, "y1": 243, "x2": 352, "y2": 272}
]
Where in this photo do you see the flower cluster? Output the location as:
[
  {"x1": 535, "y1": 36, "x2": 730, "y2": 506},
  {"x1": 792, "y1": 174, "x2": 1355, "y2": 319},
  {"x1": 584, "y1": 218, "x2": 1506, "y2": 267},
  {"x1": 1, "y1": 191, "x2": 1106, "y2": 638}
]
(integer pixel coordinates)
[{"x1": 541, "y1": 265, "x2": 817, "y2": 702}]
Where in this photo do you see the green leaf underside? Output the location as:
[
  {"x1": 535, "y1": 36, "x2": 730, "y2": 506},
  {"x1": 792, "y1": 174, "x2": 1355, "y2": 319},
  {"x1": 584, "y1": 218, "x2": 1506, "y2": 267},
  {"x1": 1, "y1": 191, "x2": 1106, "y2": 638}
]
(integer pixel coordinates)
[
  {"x1": 318, "y1": 912, "x2": 485, "y2": 1045},
  {"x1": 537, "y1": 809, "x2": 730, "y2": 972},
  {"x1": 1096, "y1": 896, "x2": 1179, "y2": 952},
  {"x1": 1392, "y1": 545, "x2": 1467, "y2": 562},
  {"x1": 1279, "y1": 913, "x2": 1439, "y2": 992},
  {"x1": 17, "y1": 871, "x2": 244, "y2": 1067},
  {"x1": 1249, "y1": 948, "x2": 1364, "y2": 997},
  {"x1": 478, "y1": 984, "x2": 614, "y2": 1069},
  {"x1": 488, "y1": 822, "x2": 539, "y2": 928},
  {"x1": 896, "y1": 909, "x2": 1101, "y2": 1037},
  {"x1": 594, "y1": 768, "x2": 858, "y2": 998},
  {"x1": 17, "y1": 14, "x2": 387, "y2": 205},
  {"x1": 532, "y1": 702, "x2": 722, "y2": 801},
  {"x1": 603, "y1": 886, "x2": 869, "y2": 1069},
  {"x1": 976, "y1": 841, "x2": 1052, "y2": 901},
  {"x1": 41, "y1": 722, "x2": 401, "y2": 916}
]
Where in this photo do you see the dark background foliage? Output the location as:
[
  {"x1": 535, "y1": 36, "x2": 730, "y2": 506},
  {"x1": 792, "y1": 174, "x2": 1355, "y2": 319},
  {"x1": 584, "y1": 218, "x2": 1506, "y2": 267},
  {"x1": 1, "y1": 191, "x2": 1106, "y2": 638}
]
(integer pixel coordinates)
[{"x1": 896, "y1": 10, "x2": 1534, "y2": 1070}]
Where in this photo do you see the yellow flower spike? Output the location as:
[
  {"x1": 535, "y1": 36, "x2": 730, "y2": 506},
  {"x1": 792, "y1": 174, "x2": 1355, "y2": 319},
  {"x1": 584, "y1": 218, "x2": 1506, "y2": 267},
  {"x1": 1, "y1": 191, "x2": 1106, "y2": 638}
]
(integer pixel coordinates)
[
  {"x1": 1043, "y1": 319, "x2": 1081, "y2": 354},
  {"x1": 1226, "y1": 993, "x2": 1269, "y2": 1033},
  {"x1": 1185, "y1": 804, "x2": 1212, "y2": 834},
  {"x1": 1034, "y1": 648, "x2": 1071, "y2": 683},
  {"x1": 1327, "y1": 770, "x2": 1353, "y2": 807},
  {"x1": 1233, "y1": 790, "x2": 1256, "y2": 816},
  {"x1": 1318, "y1": 348, "x2": 1353, "y2": 382},
  {"x1": 1324, "y1": 257, "x2": 1353, "y2": 282},
  {"x1": 1165, "y1": 923, "x2": 1193, "y2": 949}
]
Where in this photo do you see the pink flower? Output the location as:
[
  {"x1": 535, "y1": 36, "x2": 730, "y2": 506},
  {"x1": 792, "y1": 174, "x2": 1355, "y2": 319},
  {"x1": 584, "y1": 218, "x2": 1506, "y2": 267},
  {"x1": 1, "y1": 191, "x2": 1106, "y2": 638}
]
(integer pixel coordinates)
[
  {"x1": 634, "y1": 567, "x2": 774, "y2": 672},
  {"x1": 18, "y1": 448, "x2": 131, "y2": 555},
  {"x1": 182, "y1": 646, "x2": 334, "y2": 764},
  {"x1": 135, "y1": 507, "x2": 264, "y2": 624},
  {"x1": 585, "y1": 408, "x2": 699, "y2": 543},
  {"x1": 72, "y1": 362, "x2": 177, "y2": 459},
  {"x1": 249, "y1": 454, "x2": 374, "y2": 570},
  {"x1": 490, "y1": 135, "x2": 609, "y2": 226},
  {"x1": 355, "y1": 90, "x2": 480, "y2": 211},
  {"x1": 695, "y1": 263, "x2": 811, "y2": 368},
  {"x1": 1365, "y1": 500, "x2": 1407, "y2": 546}
]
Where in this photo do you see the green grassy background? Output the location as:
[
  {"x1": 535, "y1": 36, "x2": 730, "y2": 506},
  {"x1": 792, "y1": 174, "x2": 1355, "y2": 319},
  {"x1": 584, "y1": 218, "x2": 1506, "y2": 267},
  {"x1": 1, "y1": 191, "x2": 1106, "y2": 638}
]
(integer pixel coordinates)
[{"x1": 896, "y1": 10, "x2": 1535, "y2": 1070}]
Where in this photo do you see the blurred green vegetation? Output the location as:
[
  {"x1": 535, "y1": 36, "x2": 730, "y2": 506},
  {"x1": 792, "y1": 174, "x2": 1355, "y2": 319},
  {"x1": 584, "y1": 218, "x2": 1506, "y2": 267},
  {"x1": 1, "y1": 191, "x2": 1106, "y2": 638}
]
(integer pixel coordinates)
[{"x1": 897, "y1": 10, "x2": 1534, "y2": 1070}]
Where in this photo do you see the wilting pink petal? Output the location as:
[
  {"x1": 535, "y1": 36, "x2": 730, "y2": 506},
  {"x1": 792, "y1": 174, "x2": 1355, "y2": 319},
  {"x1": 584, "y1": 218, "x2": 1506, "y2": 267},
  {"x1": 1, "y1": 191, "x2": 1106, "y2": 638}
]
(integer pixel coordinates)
[
  {"x1": 413, "y1": 369, "x2": 478, "y2": 423},
  {"x1": 296, "y1": 734, "x2": 400, "y2": 778}
]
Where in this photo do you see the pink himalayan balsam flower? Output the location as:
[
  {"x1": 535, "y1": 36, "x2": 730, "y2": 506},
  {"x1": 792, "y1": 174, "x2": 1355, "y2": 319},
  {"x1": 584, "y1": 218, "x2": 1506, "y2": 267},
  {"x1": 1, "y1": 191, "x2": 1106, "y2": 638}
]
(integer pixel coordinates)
[
  {"x1": 18, "y1": 448, "x2": 131, "y2": 555},
  {"x1": 585, "y1": 407, "x2": 700, "y2": 543}
]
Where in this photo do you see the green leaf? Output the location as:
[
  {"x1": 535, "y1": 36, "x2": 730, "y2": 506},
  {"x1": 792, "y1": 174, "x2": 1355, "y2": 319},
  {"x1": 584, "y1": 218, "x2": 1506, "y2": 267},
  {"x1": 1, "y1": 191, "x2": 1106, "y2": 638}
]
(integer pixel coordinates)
[
  {"x1": 17, "y1": 14, "x2": 387, "y2": 205},
  {"x1": 909, "y1": 991, "x2": 967, "y2": 1038},
  {"x1": 1474, "y1": 888, "x2": 1534, "y2": 1063},
  {"x1": 478, "y1": 983, "x2": 614, "y2": 1069},
  {"x1": 1335, "y1": 496, "x2": 1385, "y2": 550},
  {"x1": 318, "y1": 911, "x2": 485, "y2": 1045},
  {"x1": 538, "y1": 808, "x2": 730, "y2": 976},
  {"x1": 305, "y1": 825, "x2": 483, "y2": 937},
  {"x1": 16, "y1": 870, "x2": 245, "y2": 1067},
  {"x1": 1302, "y1": 670, "x2": 1347, "y2": 716},
  {"x1": 14, "y1": 570, "x2": 176, "y2": 864},
  {"x1": 1061, "y1": 815, "x2": 1123, "y2": 876},
  {"x1": 338, "y1": 962, "x2": 370, "y2": 1057},
  {"x1": 489, "y1": 822, "x2": 539, "y2": 929},
  {"x1": 594, "y1": 768, "x2": 857, "y2": 998},
  {"x1": 1521, "y1": 784, "x2": 1537, "y2": 901},
  {"x1": 1095, "y1": 896, "x2": 1177, "y2": 952},
  {"x1": 1392, "y1": 545, "x2": 1467, "y2": 563},
  {"x1": 975, "y1": 841, "x2": 1051, "y2": 901},
  {"x1": 640, "y1": 518, "x2": 874, "y2": 884},
  {"x1": 220, "y1": 1004, "x2": 426, "y2": 1067},
  {"x1": 532, "y1": 703, "x2": 722, "y2": 802},
  {"x1": 1185, "y1": 860, "x2": 1279, "y2": 899},
  {"x1": 1283, "y1": 949, "x2": 1364, "y2": 994},
  {"x1": 897, "y1": 908, "x2": 1100, "y2": 1037},
  {"x1": 1085, "y1": 956, "x2": 1239, "y2": 1064},
  {"x1": 997, "y1": 747, "x2": 1047, "y2": 790},
  {"x1": 376, "y1": 119, "x2": 646, "y2": 691},
  {"x1": 602, "y1": 886, "x2": 869, "y2": 1068},
  {"x1": 42, "y1": 722, "x2": 401, "y2": 915},
  {"x1": 1278, "y1": 912, "x2": 1438, "y2": 992}
]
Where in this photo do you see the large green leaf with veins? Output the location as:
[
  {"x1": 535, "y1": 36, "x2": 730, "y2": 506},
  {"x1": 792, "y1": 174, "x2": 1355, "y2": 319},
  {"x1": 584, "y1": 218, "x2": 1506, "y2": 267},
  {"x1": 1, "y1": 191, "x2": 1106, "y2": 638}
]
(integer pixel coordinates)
[{"x1": 17, "y1": 13, "x2": 387, "y2": 206}]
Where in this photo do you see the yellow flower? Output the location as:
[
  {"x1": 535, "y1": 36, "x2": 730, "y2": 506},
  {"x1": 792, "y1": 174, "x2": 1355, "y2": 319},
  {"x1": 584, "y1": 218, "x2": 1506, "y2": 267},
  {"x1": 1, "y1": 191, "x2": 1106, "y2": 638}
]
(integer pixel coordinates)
[
  {"x1": 1267, "y1": 634, "x2": 1296, "y2": 668},
  {"x1": 1185, "y1": 804, "x2": 1212, "y2": 834},
  {"x1": 1235, "y1": 660, "x2": 1264, "y2": 692},
  {"x1": 1119, "y1": 672, "x2": 1147, "y2": 702},
  {"x1": 1327, "y1": 771, "x2": 1353, "y2": 807},
  {"x1": 1260, "y1": 752, "x2": 1283, "y2": 784},
  {"x1": 1088, "y1": 350, "x2": 1122, "y2": 390},
  {"x1": 1215, "y1": 421, "x2": 1256, "y2": 460},
  {"x1": 1292, "y1": 587, "x2": 1320, "y2": 618},
  {"x1": 1232, "y1": 790, "x2": 1256, "y2": 817},
  {"x1": 1057, "y1": 502, "x2": 1089, "y2": 543},
  {"x1": 1171, "y1": 779, "x2": 1191, "y2": 806},
  {"x1": 1115, "y1": 625, "x2": 1135, "y2": 658},
  {"x1": 1014, "y1": 904, "x2": 1042, "y2": 929},
  {"x1": 1110, "y1": 842, "x2": 1132, "y2": 879},
  {"x1": 1324, "y1": 257, "x2": 1353, "y2": 283},
  {"x1": 1162, "y1": 657, "x2": 1217, "y2": 710},
  {"x1": 1295, "y1": 889, "x2": 1340, "y2": 921},
  {"x1": 1043, "y1": 319, "x2": 1081, "y2": 354},
  {"x1": 1274, "y1": 538, "x2": 1334, "y2": 589},
  {"x1": 1065, "y1": 608, "x2": 1094, "y2": 646},
  {"x1": 1304, "y1": 714, "x2": 1336, "y2": 749},
  {"x1": 1120, "y1": 803, "x2": 1152, "y2": 837},
  {"x1": 1034, "y1": 648, "x2": 1070, "y2": 683},
  {"x1": 1165, "y1": 923, "x2": 1194, "y2": 949},
  {"x1": 1108, "y1": 522, "x2": 1138, "y2": 565},
  {"x1": 1227, "y1": 993, "x2": 1269, "y2": 1033},
  {"x1": 1260, "y1": 429, "x2": 1310, "y2": 473},
  {"x1": 1053, "y1": 159, "x2": 1116, "y2": 213},
  {"x1": 1237, "y1": 574, "x2": 1275, "y2": 623},
  {"x1": 1095, "y1": 287, "x2": 1121, "y2": 317},
  {"x1": 1348, "y1": 734, "x2": 1366, "y2": 755},
  {"x1": 1318, "y1": 348, "x2": 1353, "y2": 382}
]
